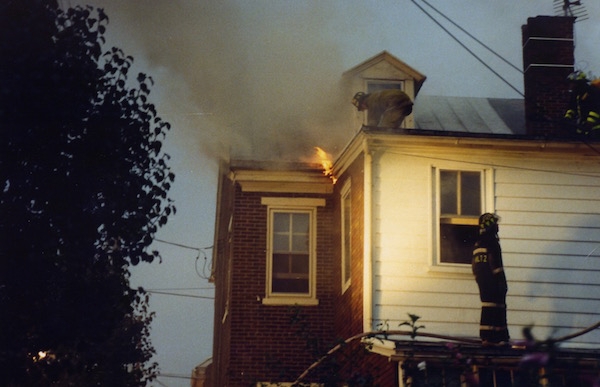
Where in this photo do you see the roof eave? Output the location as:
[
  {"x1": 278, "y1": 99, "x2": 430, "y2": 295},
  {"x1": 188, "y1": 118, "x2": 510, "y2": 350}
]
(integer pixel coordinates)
[{"x1": 333, "y1": 126, "x2": 600, "y2": 177}]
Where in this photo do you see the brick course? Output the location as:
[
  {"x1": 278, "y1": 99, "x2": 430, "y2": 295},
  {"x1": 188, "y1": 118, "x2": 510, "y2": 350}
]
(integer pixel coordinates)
[{"x1": 522, "y1": 16, "x2": 575, "y2": 137}]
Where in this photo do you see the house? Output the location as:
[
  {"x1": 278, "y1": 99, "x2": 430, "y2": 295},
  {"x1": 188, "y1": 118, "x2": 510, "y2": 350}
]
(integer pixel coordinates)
[
  {"x1": 191, "y1": 357, "x2": 212, "y2": 387},
  {"x1": 204, "y1": 15, "x2": 600, "y2": 386}
]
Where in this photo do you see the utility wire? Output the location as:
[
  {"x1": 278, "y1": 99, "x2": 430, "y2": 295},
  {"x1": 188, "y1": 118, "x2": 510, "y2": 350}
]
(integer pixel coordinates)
[
  {"x1": 411, "y1": 0, "x2": 524, "y2": 97},
  {"x1": 384, "y1": 149, "x2": 600, "y2": 180},
  {"x1": 154, "y1": 378, "x2": 169, "y2": 387},
  {"x1": 421, "y1": 0, "x2": 523, "y2": 74},
  {"x1": 146, "y1": 287, "x2": 214, "y2": 291},
  {"x1": 158, "y1": 372, "x2": 197, "y2": 381},
  {"x1": 155, "y1": 238, "x2": 212, "y2": 251},
  {"x1": 146, "y1": 290, "x2": 214, "y2": 300},
  {"x1": 153, "y1": 238, "x2": 214, "y2": 280}
]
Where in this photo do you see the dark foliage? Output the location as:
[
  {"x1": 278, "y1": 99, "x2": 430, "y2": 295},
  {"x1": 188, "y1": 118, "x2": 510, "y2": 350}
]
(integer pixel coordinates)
[
  {"x1": 288, "y1": 307, "x2": 383, "y2": 386},
  {"x1": 0, "y1": 0, "x2": 175, "y2": 385}
]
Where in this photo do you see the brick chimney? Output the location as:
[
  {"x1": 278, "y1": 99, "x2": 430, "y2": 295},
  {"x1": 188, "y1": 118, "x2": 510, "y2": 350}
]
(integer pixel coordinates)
[{"x1": 522, "y1": 16, "x2": 575, "y2": 137}]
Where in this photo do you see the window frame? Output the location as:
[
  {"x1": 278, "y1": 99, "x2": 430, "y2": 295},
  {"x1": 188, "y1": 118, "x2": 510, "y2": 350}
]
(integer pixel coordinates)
[
  {"x1": 363, "y1": 80, "x2": 408, "y2": 128},
  {"x1": 366, "y1": 80, "x2": 405, "y2": 93},
  {"x1": 261, "y1": 197, "x2": 324, "y2": 306},
  {"x1": 432, "y1": 166, "x2": 493, "y2": 269},
  {"x1": 340, "y1": 179, "x2": 352, "y2": 293}
]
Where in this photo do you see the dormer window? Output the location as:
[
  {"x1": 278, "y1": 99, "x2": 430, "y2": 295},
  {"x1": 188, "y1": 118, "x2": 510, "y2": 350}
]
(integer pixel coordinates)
[
  {"x1": 344, "y1": 51, "x2": 426, "y2": 130},
  {"x1": 364, "y1": 80, "x2": 409, "y2": 128},
  {"x1": 367, "y1": 80, "x2": 404, "y2": 93}
]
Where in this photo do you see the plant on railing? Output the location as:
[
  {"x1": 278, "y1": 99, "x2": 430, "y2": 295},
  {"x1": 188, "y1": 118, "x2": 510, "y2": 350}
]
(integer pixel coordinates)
[
  {"x1": 289, "y1": 313, "x2": 600, "y2": 387},
  {"x1": 399, "y1": 313, "x2": 426, "y2": 340},
  {"x1": 398, "y1": 314, "x2": 426, "y2": 387}
]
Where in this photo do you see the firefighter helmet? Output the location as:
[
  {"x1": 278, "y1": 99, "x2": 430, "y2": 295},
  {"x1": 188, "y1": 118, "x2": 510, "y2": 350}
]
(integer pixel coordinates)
[
  {"x1": 567, "y1": 71, "x2": 588, "y2": 83},
  {"x1": 479, "y1": 213, "x2": 499, "y2": 235},
  {"x1": 352, "y1": 92, "x2": 368, "y2": 109}
]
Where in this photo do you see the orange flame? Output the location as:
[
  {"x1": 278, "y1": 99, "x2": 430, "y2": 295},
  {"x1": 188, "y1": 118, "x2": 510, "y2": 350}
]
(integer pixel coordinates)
[{"x1": 314, "y1": 146, "x2": 337, "y2": 183}]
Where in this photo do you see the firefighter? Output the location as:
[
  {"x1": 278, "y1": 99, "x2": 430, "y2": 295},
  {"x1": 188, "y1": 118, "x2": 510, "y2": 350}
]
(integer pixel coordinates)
[
  {"x1": 351, "y1": 89, "x2": 413, "y2": 128},
  {"x1": 564, "y1": 71, "x2": 600, "y2": 136},
  {"x1": 472, "y1": 213, "x2": 509, "y2": 344}
]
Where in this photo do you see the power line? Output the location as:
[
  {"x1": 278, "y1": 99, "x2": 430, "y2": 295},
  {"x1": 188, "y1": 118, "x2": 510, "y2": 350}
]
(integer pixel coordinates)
[
  {"x1": 154, "y1": 238, "x2": 212, "y2": 251},
  {"x1": 384, "y1": 148, "x2": 600, "y2": 180},
  {"x1": 411, "y1": 0, "x2": 524, "y2": 97},
  {"x1": 420, "y1": 0, "x2": 523, "y2": 74},
  {"x1": 157, "y1": 372, "x2": 198, "y2": 381},
  {"x1": 146, "y1": 287, "x2": 214, "y2": 291},
  {"x1": 146, "y1": 290, "x2": 214, "y2": 299},
  {"x1": 153, "y1": 238, "x2": 214, "y2": 280}
]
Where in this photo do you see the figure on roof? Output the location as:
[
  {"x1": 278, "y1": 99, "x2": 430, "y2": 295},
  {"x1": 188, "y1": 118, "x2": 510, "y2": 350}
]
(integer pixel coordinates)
[
  {"x1": 472, "y1": 213, "x2": 509, "y2": 345},
  {"x1": 352, "y1": 89, "x2": 413, "y2": 128},
  {"x1": 564, "y1": 71, "x2": 600, "y2": 136}
]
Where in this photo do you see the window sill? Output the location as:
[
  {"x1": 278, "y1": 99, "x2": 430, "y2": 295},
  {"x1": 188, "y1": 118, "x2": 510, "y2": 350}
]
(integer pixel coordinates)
[
  {"x1": 262, "y1": 297, "x2": 319, "y2": 306},
  {"x1": 427, "y1": 264, "x2": 472, "y2": 276}
]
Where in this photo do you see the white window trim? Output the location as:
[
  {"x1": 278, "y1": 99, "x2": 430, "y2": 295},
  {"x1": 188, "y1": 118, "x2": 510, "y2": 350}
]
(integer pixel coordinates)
[
  {"x1": 340, "y1": 179, "x2": 352, "y2": 293},
  {"x1": 366, "y1": 79, "x2": 405, "y2": 93},
  {"x1": 261, "y1": 197, "x2": 325, "y2": 306},
  {"x1": 430, "y1": 166, "x2": 494, "y2": 273}
]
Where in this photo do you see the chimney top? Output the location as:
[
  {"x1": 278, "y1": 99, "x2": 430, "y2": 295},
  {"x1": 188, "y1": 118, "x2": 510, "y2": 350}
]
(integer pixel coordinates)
[{"x1": 522, "y1": 16, "x2": 575, "y2": 137}]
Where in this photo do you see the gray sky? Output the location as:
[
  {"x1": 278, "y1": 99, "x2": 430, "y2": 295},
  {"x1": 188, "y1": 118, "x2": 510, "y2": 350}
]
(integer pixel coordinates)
[{"x1": 66, "y1": 1, "x2": 600, "y2": 385}]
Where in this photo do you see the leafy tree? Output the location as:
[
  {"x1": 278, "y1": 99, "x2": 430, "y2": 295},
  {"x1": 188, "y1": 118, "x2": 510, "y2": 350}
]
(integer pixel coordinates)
[{"x1": 0, "y1": 1, "x2": 175, "y2": 385}]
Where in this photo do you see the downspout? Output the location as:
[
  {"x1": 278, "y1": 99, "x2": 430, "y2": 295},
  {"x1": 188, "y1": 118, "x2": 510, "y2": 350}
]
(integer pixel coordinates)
[{"x1": 363, "y1": 139, "x2": 373, "y2": 333}]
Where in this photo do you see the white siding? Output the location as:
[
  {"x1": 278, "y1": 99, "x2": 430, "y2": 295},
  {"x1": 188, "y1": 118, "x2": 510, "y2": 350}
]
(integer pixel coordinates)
[{"x1": 371, "y1": 147, "x2": 600, "y2": 348}]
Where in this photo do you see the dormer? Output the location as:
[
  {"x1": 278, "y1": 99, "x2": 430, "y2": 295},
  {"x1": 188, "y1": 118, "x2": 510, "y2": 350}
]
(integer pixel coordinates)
[{"x1": 343, "y1": 51, "x2": 426, "y2": 129}]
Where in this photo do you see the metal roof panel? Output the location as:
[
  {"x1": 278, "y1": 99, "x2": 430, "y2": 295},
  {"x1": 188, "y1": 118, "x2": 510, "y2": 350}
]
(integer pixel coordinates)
[{"x1": 414, "y1": 95, "x2": 524, "y2": 135}]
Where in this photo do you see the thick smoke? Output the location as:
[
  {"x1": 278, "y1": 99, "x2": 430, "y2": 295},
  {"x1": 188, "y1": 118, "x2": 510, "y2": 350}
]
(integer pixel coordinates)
[{"x1": 97, "y1": 1, "x2": 354, "y2": 163}]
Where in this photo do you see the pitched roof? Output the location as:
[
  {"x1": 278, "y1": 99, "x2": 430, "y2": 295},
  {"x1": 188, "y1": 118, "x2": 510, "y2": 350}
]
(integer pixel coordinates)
[
  {"x1": 414, "y1": 95, "x2": 526, "y2": 135},
  {"x1": 343, "y1": 51, "x2": 427, "y2": 95}
]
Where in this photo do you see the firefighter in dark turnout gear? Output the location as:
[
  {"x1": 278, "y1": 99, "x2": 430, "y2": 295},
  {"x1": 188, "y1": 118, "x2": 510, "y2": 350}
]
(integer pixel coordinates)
[
  {"x1": 564, "y1": 71, "x2": 600, "y2": 136},
  {"x1": 472, "y1": 213, "x2": 509, "y2": 344},
  {"x1": 352, "y1": 90, "x2": 413, "y2": 128}
]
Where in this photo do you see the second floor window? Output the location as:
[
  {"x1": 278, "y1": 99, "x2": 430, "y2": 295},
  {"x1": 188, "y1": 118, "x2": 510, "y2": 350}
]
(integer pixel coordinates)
[
  {"x1": 438, "y1": 169, "x2": 483, "y2": 265},
  {"x1": 272, "y1": 211, "x2": 310, "y2": 294},
  {"x1": 261, "y1": 197, "x2": 324, "y2": 305},
  {"x1": 341, "y1": 181, "x2": 352, "y2": 292}
]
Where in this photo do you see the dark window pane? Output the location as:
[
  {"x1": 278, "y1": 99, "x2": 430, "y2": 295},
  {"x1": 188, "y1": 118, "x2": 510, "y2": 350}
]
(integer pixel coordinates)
[
  {"x1": 440, "y1": 224, "x2": 478, "y2": 264},
  {"x1": 272, "y1": 254, "x2": 289, "y2": 274},
  {"x1": 272, "y1": 278, "x2": 309, "y2": 293},
  {"x1": 461, "y1": 172, "x2": 481, "y2": 216},
  {"x1": 291, "y1": 254, "x2": 309, "y2": 274},
  {"x1": 272, "y1": 253, "x2": 309, "y2": 294},
  {"x1": 440, "y1": 170, "x2": 457, "y2": 214}
]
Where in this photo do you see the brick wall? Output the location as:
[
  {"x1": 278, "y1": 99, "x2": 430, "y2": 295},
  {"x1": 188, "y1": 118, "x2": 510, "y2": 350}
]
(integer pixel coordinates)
[
  {"x1": 224, "y1": 186, "x2": 337, "y2": 386},
  {"x1": 210, "y1": 172, "x2": 234, "y2": 387},
  {"x1": 522, "y1": 16, "x2": 575, "y2": 137},
  {"x1": 212, "y1": 160, "x2": 398, "y2": 386},
  {"x1": 331, "y1": 154, "x2": 399, "y2": 385},
  {"x1": 334, "y1": 154, "x2": 365, "y2": 340}
]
